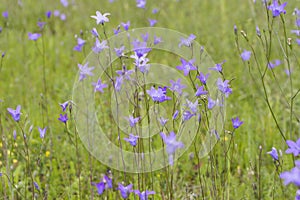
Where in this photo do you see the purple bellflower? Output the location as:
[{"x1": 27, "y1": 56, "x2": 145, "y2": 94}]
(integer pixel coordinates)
[
  {"x1": 148, "y1": 19, "x2": 157, "y2": 27},
  {"x1": 60, "y1": 101, "x2": 69, "y2": 112},
  {"x1": 58, "y1": 114, "x2": 68, "y2": 124},
  {"x1": 240, "y1": 50, "x2": 251, "y2": 61},
  {"x1": 92, "y1": 175, "x2": 112, "y2": 195},
  {"x1": 136, "y1": 0, "x2": 146, "y2": 9},
  {"x1": 207, "y1": 97, "x2": 216, "y2": 110},
  {"x1": 285, "y1": 138, "x2": 300, "y2": 156},
  {"x1": 267, "y1": 147, "x2": 279, "y2": 161},
  {"x1": 127, "y1": 116, "x2": 140, "y2": 127},
  {"x1": 2, "y1": 11, "x2": 8, "y2": 19},
  {"x1": 134, "y1": 190, "x2": 155, "y2": 200},
  {"x1": 116, "y1": 66, "x2": 134, "y2": 80},
  {"x1": 93, "y1": 38, "x2": 108, "y2": 54},
  {"x1": 169, "y1": 79, "x2": 186, "y2": 95},
  {"x1": 231, "y1": 117, "x2": 243, "y2": 129},
  {"x1": 124, "y1": 134, "x2": 139, "y2": 147},
  {"x1": 209, "y1": 60, "x2": 226, "y2": 73},
  {"x1": 147, "y1": 86, "x2": 171, "y2": 103},
  {"x1": 197, "y1": 72, "x2": 210, "y2": 85},
  {"x1": 38, "y1": 127, "x2": 47, "y2": 139},
  {"x1": 92, "y1": 79, "x2": 108, "y2": 93},
  {"x1": 280, "y1": 160, "x2": 300, "y2": 187},
  {"x1": 91, "y1": 11, "x2": 110, "y2": 25},
  {"x1": 118, "y1": 183, "x2": 133, "y2": 199},
  {"x1": 195, "y1": 85, "x2": 208, "y2": 96},
  {"x1": 268, "y1": 0, "x2": 287, "y2": 17},
  {"x1": 176, "y1": 58, "x2": 197, "y2": 76},
  {"x1": 268, "y1": 59, "x2": 281, "y2": 69},
  {"x1": 121, "y1": 21, "x2": 130, "y2": 31},
  {"x1": 28, "y1": 32, "x2": 41, "y2": 41},
  {"x1": 91, "y1": 28, "x2": 99, "y2": 37},
  {"x1": 7, "y1": 105, "x2": 21, "y2": 122},
  {"x1": 78, "y1": 62, "x2": 94, "y2": 81},
  {"x1": 73, "y1": 37, "x2": 86, "y2": 52},
  {"x1": 217, "y1": 78, "x2": 232, "y2": 97},
  {"x1": 153, "y1": 35, "x2": 162, "y2": 45},
  {"x1": 160, "y1": 131, "x2": 184, "y2": 165},
  {"x1": 179, "y1": 34, "x2": 196, "y2": 47}
]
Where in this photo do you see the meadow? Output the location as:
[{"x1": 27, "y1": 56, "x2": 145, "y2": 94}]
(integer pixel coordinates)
[{"x1": 0, "y1": 0, "x2": 300, "y2": 199}]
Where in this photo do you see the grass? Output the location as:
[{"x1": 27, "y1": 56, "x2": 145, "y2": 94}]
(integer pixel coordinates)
[{"x1": 0, "y1": 0, "x2": 299, "y2": 199}]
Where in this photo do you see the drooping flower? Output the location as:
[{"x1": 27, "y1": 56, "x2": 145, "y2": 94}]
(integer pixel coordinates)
[
  {"x1": 134, "y1": 190, "x2": 155, "y2": 200},
  {"x1": 78, "y1": 62, "x2": 94, "y2": 81},
  {"x1": 240, "y1": 50, "x2": 251, "y2": 61},
  {"x1": 33, "y1": 182, "x2": 40, "y2": 191},
  {"x1": 91, "y1": 11, "x2": 110, "y2": 25},
  {"x1": 176, "y1": 58, "x2": 197, "y2": 76},
  {"x1": 160, "y1": 131, "x2": 184, "y2": 165},
  {"x1": 58, "y1": 114, "x2": 68, "y2": 124},
  {"x1": 172, "y1": 110, "x2": 179, "y2": 120},
  {"x1": 231, "y1": 117, "x2": 243, "y2": 129},
  {"x1": 256, "y1": 26, "x2": 261, "y2": 37},
  {"x1": 7, "y1": 105, "x2": 21, "y2": 122},
  {"x1": 59, "y1": 101, "x2": 69, "y2": 112},
  {"x1": 91, "y1": 28, "x2": 99, "y2": 37},
  {"x1": 28, "y1": 32, "x2": 41, "y2": 41},
  {"x1": 169, "y1": 79, "x2": 186, "y2": 95},
  {"x1": 285, "y1": 138, "x2": 300, "y2": 156},
  {"x1": 92, "y1": 38, "x2": 108, "y2": 54},
  {"x1": 38, "y1": 127, "x2": 47, "y2": 139},
  {"x1": 146, "y1": 86, "x2": 171, "y2": 103},
  {"x1": 92, "y1": 79, "x2": 108, "y2": 93},
  {"x1": 179, "y1": 34, "x2": 196, "y2": 47},
  {"x1": 118, "y1": 183, "x2": 133, "y2": 199},
  {"x1": 197, "y1": 72, "x2": 210, "y2": 85},
  {"x1": 46, "y1": 11, "x2": 52, "y2": 18},
  {"x1": 217, "y1": 78, "x2": 232, "y2": 97},
  {"x1": 268, "y1": 0, "x2": 287, "y2": 17},
  {"x1": 124, "y1": 134, "x2": 139, "y2": 147},
  {"x1": 267, "y1": 147, "x2": 279, "y2": 161}
]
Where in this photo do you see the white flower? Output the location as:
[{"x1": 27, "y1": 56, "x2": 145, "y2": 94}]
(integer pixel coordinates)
[{"x1": 91, "y1": 11, "x2": 110, "y2": 25}]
